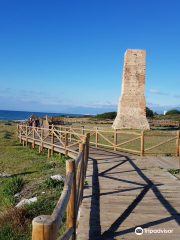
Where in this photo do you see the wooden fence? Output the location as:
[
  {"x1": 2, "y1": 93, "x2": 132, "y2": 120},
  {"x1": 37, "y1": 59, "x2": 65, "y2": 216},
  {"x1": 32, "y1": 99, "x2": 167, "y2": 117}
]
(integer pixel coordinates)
[
  {"x1": 17, "y1": 124, "x2": 89, "y2": 159},
  {"x1": 32, "y1": 140, "x2": 89, "y2": 240},
  {"x1": 17, "y1": 123, "x2": 180, "y2": 157},
  {"x1": 53, "y1": 125, "x2": 180, "y2": 157},
  {"x1": 17, "y1": 124, "x2": 89, "y2": 240}
]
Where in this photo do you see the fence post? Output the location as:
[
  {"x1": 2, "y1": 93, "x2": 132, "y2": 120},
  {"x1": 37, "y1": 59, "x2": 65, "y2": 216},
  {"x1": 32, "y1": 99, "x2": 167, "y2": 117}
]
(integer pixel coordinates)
[
  {"x1": 17, "y1": 123, "x2": 19, "y2": 140},
  {"x1": 51, "y1": 124, "x2": 54, "y2": 155},
  {"x1": 114, "y1": 129, "x2": 117, "y2": 151},
  {"x1": 65, "y1": 129, "x2": 68, "y2": 155},
  {"x1": 41, "y1": 127, "x2": 43, "y2": 151},
  {"x1": 176, "y1": 131, "x2": 179, "y2": 157},
  {"x1": 66, "y1": 159, "x2": 76, "y2": 240},
  {"x1": 19, "y1": 125, "x2": 22, "y2": 143},
  {"x1": 96, "y1": 127, "x2": 98, "y2": 147},
  {"x1": 179, "y1": 146, "x2": 180, "y2": 176},
  {"x1": 60, "y1": 125, "x2": 62, "y2": 140},
  {"x1": 84, "y1": 133, "x2": 90, "y2": 174},
  {"x1": 48, "y1": 149, "x2": 50, "y2": 158},
  {"x1": 79, "y1": 143, "x2": 84, "y2": 203},
  {"x1": 82, "y1": 126, "x2": 84, "y2": 135},
  {"x1": 26, "y1": 125, "x2": 28, "y2": 147},
  {"x1": 86, "y1": 133, "x2": 90, "y2": 160},
  {"x1": 32, "y1": 126, "x2": 35, "y2": 149},
  {"x1": 141, "y1": 131, "x2": 144, "y2": 156},
  {"x1": 70, "y1": 126, "x2": 72, "y2": 142},
  {"x1": 32, "y1": 215, "x2": 57, "y2": 240}
]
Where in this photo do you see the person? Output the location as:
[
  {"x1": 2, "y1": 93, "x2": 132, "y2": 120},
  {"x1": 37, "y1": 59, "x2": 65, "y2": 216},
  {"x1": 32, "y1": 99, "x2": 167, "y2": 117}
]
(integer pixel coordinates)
[
  {"x1": 29, "y1": 118, "x2": 33, "y2": 126},
  {"x1": 35, "y1": 118, "x2": 39, "y2": 127}
]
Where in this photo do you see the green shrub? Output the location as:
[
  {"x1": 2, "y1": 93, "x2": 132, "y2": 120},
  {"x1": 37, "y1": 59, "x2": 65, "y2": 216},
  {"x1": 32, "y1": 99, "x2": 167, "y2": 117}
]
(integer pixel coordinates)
[
  {"x1": 25, "y1": 197, "x2": 56, "y2": 216},
  {"x1": 92, "y1": 112, "x2": 117, "y2": 120},
  {"x1": 3, "y1": 132, "x2": 12, "y2": 139},
  {"x1": 2, "y1": 176, "x2": 25, "y2": 197},
  {"x1": 166, "y1": 109, "x2": 180, "y2": 115},
  {"x1": 168, "y1": 169, "x2": 179, "y2": 174},
  {"x1": 4, "y1": 122, "x2": 12, "y2": 126},
  {"x1": 41, "y1": 178, "x2": 64, "y2": 190}
]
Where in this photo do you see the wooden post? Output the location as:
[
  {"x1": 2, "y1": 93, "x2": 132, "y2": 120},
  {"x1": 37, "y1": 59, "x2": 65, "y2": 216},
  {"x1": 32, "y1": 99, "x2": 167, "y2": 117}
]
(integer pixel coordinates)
[
  {"x1": 48, "y1": 149, "x2": 50, "y2": 158},
  {"x1": 82, "y1": 126, "x2": 84, "y2": 135},
  {"x1": 19, "y1": 125, "x2": 22, "y2": 143},
  {"x1": 59, "y1": 152, "x2": 62, "y2": 158},
  {"x1": 96, "y1": 127, "x2": 98, "y2": 147},
  {"x1": 26, "y1": 125, "x2": 28, "y2": 147},
  {"x1": 46, "y1": 115, "x2": 48, "y2": 126},
  {"x1": 23, "y1": 140, "x2": 25, "y2": 147},
  {"x1": 41, "y1": 127, "x2": 43, "y2": 151},
  {"x1": 32, "y1": 126, "x2": 35, "y2": 149},
  {"x1": 66, "y1": 159, "x2": 76, "y2": 240},
  {"x1": 114, "y1": 129, "x2": 117, "y2": 151},
  {"x1": 179, "y1": 146, "x2": 180, "y2": 176},
  {"x1": 85, "y1": 133, "x2": 90, "y2": 161},
  {"x1": 79, "y1": 143, "x2": 84, "y2": 203},
  {"x1": 65, "y1": 129, "x2": 68, "y2": 155},
  {"x1": 51, "y1": 125, "x2": 54, "y2": 155},
  {"x1": 141, "y1": 131, "x2": 144, "y2": 156},
  {"x1": 176, "y1": 131, "x2": 179, "y2": 157},
  {"x1": 60, "y1": 125, "x2": 62, "y2": 140},
  {"x1": 70, "y1": 126, "x2": 72, "y2": 142},
  {"x1": 32, "y1": 215, "x2": 57, "y2": 240},
  {"x1": 17, "y1": 123, "x2": 19, "y2": 140},
  {"x1": 82, "y1": 137, "x2": 87, "y2": 177}
]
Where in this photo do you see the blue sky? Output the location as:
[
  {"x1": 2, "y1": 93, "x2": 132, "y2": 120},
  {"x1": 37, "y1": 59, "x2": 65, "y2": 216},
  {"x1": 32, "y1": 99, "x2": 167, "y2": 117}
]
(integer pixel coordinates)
[{"x1": 0, "y1": 0, "x2": 180, "y2": 114}]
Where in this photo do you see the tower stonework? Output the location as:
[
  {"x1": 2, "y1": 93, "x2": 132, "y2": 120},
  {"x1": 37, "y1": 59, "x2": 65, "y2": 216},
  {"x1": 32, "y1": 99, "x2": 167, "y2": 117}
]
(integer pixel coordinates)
[{"x1": 113, "y1": 49, "x2": 150, "y2": 129}]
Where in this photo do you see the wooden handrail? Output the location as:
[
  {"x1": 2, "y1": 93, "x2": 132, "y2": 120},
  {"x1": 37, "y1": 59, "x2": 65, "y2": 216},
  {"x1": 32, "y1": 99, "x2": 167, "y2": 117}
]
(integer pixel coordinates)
[{"x1": 17, "y1": 124, "x2": 89, "y2": 239}]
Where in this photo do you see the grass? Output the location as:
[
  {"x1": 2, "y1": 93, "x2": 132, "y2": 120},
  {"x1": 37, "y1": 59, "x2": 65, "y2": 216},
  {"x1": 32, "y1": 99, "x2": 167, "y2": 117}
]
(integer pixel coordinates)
[
  {"x1": 0, "y1": 121, "x2": 68, "y2": 239},
  {"x1": 168, "y1": 169, "x2": 180, "y2": 174}
]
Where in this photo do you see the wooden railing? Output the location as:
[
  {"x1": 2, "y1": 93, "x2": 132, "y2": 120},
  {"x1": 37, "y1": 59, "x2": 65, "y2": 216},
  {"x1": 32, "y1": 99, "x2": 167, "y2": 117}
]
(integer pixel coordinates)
[
  {"x1": 53, "y1": 125, "x2": 180, "y2": 157},
  {"x1": 17, "y1": 123, "x2": 180, "y2": 157},
  {"x1": 17, "y1": 124, "x2": 89, "y2": 240},
  {"x1": 32, "y1": 140, "x2": 89, "y2": 240},
  {"x1": 17, "y1": 124, "x2": 88, "y2": 159}
]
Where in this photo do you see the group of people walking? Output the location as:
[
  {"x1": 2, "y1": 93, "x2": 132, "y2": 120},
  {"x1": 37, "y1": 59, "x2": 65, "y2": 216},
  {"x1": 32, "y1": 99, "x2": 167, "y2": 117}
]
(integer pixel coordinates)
[{"x1": 28, "y1": 117, "x2": 40, "y2": 127}]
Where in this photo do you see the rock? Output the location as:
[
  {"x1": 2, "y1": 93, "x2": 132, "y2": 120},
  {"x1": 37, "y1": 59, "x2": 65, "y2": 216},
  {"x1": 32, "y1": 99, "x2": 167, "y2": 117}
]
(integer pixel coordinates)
[
  {"x1": 15, "y1": 197, "x2": 37, "y2": 208},
  {"x1": 0, "y1": 172, "x2": 11, "y2": 177},
  {"x1": 51, "y1": 174, "x2": 65, "y2": 182},
  {"x1": 14, "y1": 193, "x2": 21, "y2": 202}
]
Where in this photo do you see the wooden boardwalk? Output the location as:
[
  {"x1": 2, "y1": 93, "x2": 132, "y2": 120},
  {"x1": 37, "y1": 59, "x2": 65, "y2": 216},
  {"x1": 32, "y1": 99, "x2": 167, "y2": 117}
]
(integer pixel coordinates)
[
  {"x1": 77, "y1": 147, "x2": 180, "y2": 240},
  {"x1": 18, "y1": 126, "x2": 180, "y2": 239}
]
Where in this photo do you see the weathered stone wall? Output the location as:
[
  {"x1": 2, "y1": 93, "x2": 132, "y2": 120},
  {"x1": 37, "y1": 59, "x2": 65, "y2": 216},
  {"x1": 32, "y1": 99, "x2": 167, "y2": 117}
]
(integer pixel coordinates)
[{"x1": 113, "y1": 49, "x2": 150, "y2": 129}]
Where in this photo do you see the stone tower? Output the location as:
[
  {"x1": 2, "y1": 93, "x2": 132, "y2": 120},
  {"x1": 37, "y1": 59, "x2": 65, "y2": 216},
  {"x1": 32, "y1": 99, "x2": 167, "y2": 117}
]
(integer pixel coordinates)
[{"x1": 113, "y1": 49, "x2": 150, "y2": 129}]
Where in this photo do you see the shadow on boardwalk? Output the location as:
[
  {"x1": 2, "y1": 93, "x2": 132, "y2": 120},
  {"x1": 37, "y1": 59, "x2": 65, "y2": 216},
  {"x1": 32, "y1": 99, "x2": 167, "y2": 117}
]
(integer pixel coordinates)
[{"x1": 77, "y1": 147, "x2": 180, "y2": 240}]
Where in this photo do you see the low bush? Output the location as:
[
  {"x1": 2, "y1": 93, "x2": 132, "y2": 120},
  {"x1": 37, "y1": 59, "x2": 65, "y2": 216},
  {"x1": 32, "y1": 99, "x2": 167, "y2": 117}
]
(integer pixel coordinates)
[
  {"x1": 3, "y1": 132, "x2": 12, "y2": 139},
  {"x1": 2, "y1": 176, "x2": 25, "y2": 197},
  {"x1": 168, "y1": 169, "x2": 179, "y2": 174}
]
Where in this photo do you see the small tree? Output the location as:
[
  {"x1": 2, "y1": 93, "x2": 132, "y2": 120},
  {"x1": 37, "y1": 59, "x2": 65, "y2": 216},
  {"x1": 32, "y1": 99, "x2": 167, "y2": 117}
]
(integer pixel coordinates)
[{"x1": 146, "y1": 107, "x2": 153, "y2": 117}]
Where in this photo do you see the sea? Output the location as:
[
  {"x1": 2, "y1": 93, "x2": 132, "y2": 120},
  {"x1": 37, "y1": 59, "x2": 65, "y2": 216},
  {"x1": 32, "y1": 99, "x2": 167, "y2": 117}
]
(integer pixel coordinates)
[{"x1": 0, "y1": 110, "x2": 82, "y2": 121}]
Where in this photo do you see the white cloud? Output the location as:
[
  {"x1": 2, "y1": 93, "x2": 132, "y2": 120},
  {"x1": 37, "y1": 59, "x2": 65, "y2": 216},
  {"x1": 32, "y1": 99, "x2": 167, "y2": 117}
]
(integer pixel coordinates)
[{"x1": 148, "y1": 89, "x2": 168, "y2": 95}]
